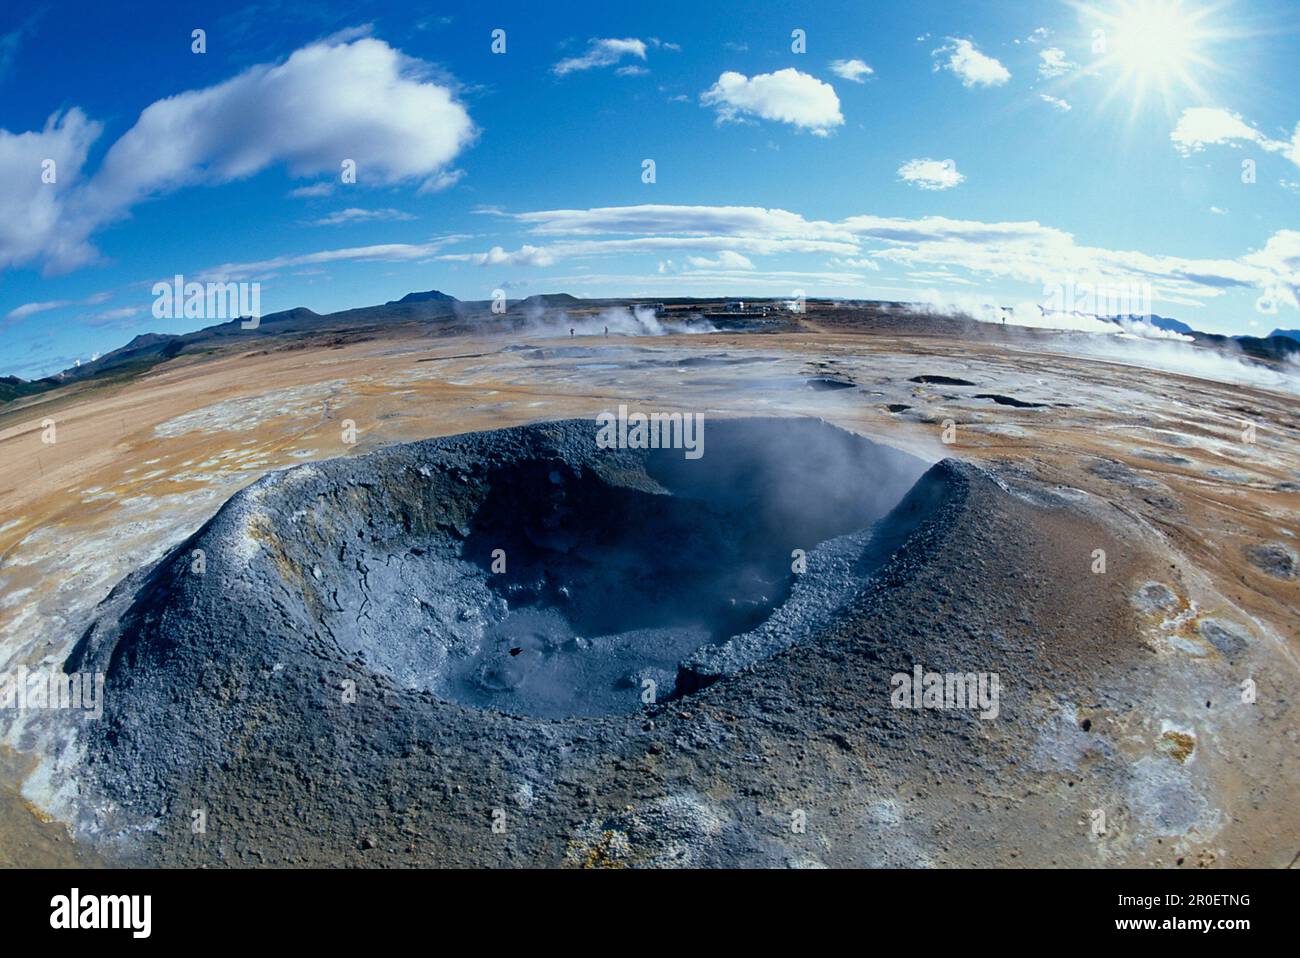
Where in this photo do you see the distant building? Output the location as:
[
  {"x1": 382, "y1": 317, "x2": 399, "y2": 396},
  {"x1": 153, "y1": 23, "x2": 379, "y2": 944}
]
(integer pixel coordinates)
[{"x1": 702, "y1": 300, "x2": 772, "y2": 320}]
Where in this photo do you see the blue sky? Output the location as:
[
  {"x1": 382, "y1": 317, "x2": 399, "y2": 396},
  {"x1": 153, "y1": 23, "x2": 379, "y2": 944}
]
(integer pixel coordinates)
[{"x1": 1, "y1": 0, "x2": 1298, "y2": 378}]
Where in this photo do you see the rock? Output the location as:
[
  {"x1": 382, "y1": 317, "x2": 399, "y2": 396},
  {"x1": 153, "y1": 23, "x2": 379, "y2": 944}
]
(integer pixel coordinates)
[{"x1": 1243, "y1": 542, "x2": 1296, "y2": 579}]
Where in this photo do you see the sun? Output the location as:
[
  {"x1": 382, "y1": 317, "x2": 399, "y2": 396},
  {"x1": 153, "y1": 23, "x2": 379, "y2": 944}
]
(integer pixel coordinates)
[
  {"x1": 1073, "y1": 0, "x2": 1230, "y2": 116},
  {"x1": 1112, "y1": 0, "x2": 1201, "y2": 78}
]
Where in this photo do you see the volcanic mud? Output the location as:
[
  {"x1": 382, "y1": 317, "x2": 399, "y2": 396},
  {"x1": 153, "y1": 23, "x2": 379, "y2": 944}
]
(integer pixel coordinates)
[
  {"x1": 71, "y1": 417, "x2": 925, "y2": 719},
  {"x1": 57, "y1": 416, "x2": 1297, "y2": 868}
]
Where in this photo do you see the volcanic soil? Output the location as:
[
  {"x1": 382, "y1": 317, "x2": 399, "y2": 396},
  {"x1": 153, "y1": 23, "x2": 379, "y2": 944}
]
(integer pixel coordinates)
[{"x1": 0, "y1": 305, "x2": 1296, "y2": 867}]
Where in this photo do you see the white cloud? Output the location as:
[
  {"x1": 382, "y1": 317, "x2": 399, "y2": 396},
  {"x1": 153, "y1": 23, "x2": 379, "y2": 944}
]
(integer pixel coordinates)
[
  {"x1": 1170, "y1": 107, "x2": 1300, "y2": 168},
  {"x1": 311, "y1": 207, "x2": 416, "y2": 226},
  {"x1": 419, "y1": 168, "x2": 466, "y2": 194},
  {"x1": 1039, "y1": 94, "x2": 1072, "y2": 112},
  {"x1": 488, "y1": 204, "x2": 1288, "y2": 307},
  {"x1": 289, "y1": 182, "x2": 335, "y2": 198},
  {"x1": 6, "y1": 299, "x2": 72, "y2": 321},
  {"x1": 1240, "y1": 230, "x2": 1300, "y2": 309},
  {"x1": 442, "y1": 235, "x2": 856, "y2": 269},
  {"x1": 841, "y1": 213, "x2": 1280, "y2": 306},
  {"x1": 0, "y1": 109, "x2": 103, "y2": 273},
  {"x1": 419, "y1": 207, "x2": 865, "y2": 271},
  {"x1": 898, "y1": 158, "x2": 965, "y2": 190},
  {"x1": 92, "y1": 306, "x2": 139, "y2": 320},
  {"x1": 829, "y1": 59, "x2": 874, "y2": 83},
  {"x1": 1172, "y1": 107, "x2": 1271, "y2": 150},
  {"x1": 440, "y1": 244, "x2": 557, "y2": 267},
  {"x1": 685, "y1": 251, "x2": 754, "y2": 270},
  {"x1": 553, "y1": 38, "x2": 647, "y2": 76},
  {"x1": 533, "y1": 208, "x2": 1298, "y2": 311},
  {"x1": 504, "y1": 204, "x2": 854, "y2": 242},
  {"x1": 85, "y1": 38, "x2": 474, "y2": 209},
  {"x1": 582, "y1": 236, "x2": 853, "y2": 256},
  {"x1": 829, "y1": 257, "x2": 881, "y2": 271},
  {"x1": 197, "y1": 238, "x2": 465, "y2": 282},
  {"x1": 549, "y1": 269, "x2": 867, "y2": 293},
  {"x1": 932, "y1": 38, "x2": 1010, "y2": 88},
  {"x1": 701, "y1": 69, "x2": 843, "y2": 135},
  {"x1": 0, "y1": 38, "x2": 475, "y2": 275},
  {"x1": 84, "y1": 306, "x2": 145, "y2": 329},
  {"x1": 1037, "y1": 47, "x2": 1075, "y2": 78},
  {"x1": 4, "y1": 289, "x2": 110, "y2": 323}
]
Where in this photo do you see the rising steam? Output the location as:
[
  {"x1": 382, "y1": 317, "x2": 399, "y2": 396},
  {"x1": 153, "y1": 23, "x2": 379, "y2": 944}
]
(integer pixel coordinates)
[{"x1": 514, "y1": 304, "x2": 716, "y2": 338}]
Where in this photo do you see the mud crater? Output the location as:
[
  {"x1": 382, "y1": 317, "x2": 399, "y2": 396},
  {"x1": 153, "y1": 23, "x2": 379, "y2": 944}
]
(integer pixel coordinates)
[
  {"x1": 73, "y1": 418, "x2": 929, "y2": 721},
  {"x1": 344, "y1": 420, "x2": 924, "y2": 717}
]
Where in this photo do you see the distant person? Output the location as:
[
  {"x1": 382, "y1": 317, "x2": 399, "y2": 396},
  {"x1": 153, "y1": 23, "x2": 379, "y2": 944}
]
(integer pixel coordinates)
[
  {"x1": 604, "y1": 325, "x2": 608, "y2": 336},
  {"x1": 569, "y1": 327, "x2": 574, "y2": 337}
]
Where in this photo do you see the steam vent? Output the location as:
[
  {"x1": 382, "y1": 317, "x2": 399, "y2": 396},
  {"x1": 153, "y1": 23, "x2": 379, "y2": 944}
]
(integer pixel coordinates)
[{"x1": 74, "y1": 417, "x2": 932, "y2": 718}]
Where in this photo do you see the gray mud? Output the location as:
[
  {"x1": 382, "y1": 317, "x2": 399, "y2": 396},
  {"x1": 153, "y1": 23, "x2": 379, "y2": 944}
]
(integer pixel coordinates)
[{"x1": 61, "y1": 417, "x2": 1251, "y2": 868}]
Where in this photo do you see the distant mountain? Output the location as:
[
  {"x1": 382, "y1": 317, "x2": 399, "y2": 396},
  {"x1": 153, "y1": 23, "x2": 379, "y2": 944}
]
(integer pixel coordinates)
[
  {"x1": 1104, "y1": 314, "x2": 1194, "y2": 335},
  {"x1": 0, "y1": 374, "x2": 54, "y2": 403},
  {"x1": 1099, "y1": 314, "x2": 1300, "y2": 361},
  {"x1": 98, "y1": 331, "x2": 185, "y2": 366},
  {"x1": 1, "y1": 294, "x2": 470, "y2": 407},
  {"x1": 518, "y1": 293, "x2": 581, "y2": 308},
  {"x1": 1150, "y1": 316, "x2": 1193, "y2": 335},
  {"x1": 1203, "y1": 331, "x2": 1300, "y2": 362},
  {"x1": 120, "y1": 332, "x2": 179, "y2": 351},
  {"x1": 386, "y1": 289, "x2": 458, "y2": 305}
]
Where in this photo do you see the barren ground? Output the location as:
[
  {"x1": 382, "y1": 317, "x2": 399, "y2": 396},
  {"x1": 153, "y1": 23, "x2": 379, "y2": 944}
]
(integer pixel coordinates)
[{"x1": 1, "y1": 309, "x2": 1296, "y2": 867}]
